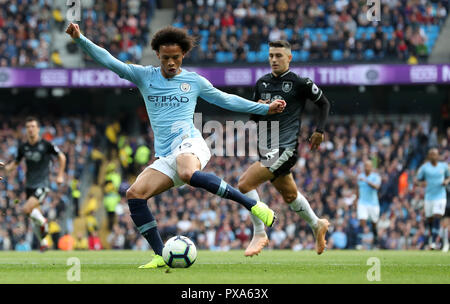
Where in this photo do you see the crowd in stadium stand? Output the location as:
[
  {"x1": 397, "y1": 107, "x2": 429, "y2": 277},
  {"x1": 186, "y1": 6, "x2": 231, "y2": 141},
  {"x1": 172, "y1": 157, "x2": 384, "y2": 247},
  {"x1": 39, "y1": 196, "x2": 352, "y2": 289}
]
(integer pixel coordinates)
[
  {"x1": 1, "y1": 0, "x2": 448, "y2": 67},
  {"x1": 173, "y1": 0, "x2": 449, "y2": 64},
  {"x1": 0, "y1": 0, "x2": 158, "y2": 68},
  {"x1": 0, "y1": 0, "x2": 53, "y2": 68},
  {"x1": 79, "y1": 0, "x2": 157, "y2": 66},
  {"x1": 0, "y1": 114, "x2": 104, "y2": 250}
]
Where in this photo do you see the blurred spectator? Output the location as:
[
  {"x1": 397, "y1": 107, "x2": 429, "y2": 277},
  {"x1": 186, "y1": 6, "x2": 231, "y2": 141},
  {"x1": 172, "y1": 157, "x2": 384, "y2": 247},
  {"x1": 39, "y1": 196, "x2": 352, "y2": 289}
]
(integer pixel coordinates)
[
  {"x1": 107, "y1": 224, "x2": 126, "y2": 249},
  {"x1": 74, "y1": 232, "x2": 89, "y2": 250},
  {"x1": 88, "y1": 230, "x2": 103, "y2": 250},
  {"x1": 104, "y1": 181, "x2": 121, "y2": 231},
  {"x1": 331, "y1": 224, "x2": 348, "y2": 249}
]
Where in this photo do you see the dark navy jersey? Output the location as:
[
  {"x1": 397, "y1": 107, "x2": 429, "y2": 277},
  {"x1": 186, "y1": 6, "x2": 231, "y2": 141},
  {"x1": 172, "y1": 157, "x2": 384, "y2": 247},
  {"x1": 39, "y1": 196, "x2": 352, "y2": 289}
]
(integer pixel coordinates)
[
  {"x1": 16, "y1": 139, "x2": 61, "y2": 188},
  {"x1": 251, "y1": 70, "x2": 323, "y2": 149}
]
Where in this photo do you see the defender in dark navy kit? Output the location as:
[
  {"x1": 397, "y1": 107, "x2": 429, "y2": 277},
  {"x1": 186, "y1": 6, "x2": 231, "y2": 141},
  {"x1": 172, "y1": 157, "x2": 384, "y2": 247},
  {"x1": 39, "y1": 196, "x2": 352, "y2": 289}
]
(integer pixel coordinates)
[
  {"x1": 5, "y1": 117, "x2": 66, "y2": 251},
  {"x1": 238, "y1": 40, "x2": 331, "y2": 256}
]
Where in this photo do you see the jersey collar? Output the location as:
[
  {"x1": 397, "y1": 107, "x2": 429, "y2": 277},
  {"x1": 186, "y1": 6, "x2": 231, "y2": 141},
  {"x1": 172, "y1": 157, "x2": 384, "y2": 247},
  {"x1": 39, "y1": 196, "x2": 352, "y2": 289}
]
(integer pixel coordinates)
[{"x1": 271, "y1": 69, "x2": 290, "y2": 78}]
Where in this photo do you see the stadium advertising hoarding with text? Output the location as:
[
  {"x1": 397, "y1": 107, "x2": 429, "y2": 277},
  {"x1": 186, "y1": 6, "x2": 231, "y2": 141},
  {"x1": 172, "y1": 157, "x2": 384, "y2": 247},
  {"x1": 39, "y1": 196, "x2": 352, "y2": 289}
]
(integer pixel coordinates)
[{"x1": 1, "y1": 64, "x2": 450, "y2": 87}]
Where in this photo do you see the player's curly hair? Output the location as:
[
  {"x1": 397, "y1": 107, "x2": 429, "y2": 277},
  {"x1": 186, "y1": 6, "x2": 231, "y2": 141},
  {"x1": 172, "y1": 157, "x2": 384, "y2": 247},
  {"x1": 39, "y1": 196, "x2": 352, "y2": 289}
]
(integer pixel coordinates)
[{"x1": 151, "y1": 26, "x2": 196, "y2": 53}]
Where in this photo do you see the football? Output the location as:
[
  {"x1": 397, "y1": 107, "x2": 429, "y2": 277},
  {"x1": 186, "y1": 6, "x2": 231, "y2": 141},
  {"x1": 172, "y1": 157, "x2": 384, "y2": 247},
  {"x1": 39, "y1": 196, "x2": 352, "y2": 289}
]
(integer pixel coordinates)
[{"x1": 162, "y1": 235, "x2": 197, "y2": 268}]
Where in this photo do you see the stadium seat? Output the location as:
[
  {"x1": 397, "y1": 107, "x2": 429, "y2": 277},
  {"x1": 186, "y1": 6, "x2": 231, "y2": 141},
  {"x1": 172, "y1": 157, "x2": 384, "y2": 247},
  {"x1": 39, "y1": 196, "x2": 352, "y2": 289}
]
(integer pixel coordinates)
[
  {"x1": 200, "y1": 30, "x2": 209, "y2": 39},
  {"x1": 316, "y1": 28, "x2": 325, "y2": 37},
  {"x1": 118, "y1": 52, "x2": 129, "y2": 62},
  {"x1": 260, "y1": 44, "x2": 269, "y2": 53},
  {"x1": 215, "y1": 52, "x2": 227, "y2": 63},
  {"x1": 292, "y1": 50, "x2": 300, "y2": 62},
  {"x1": 303, "y1": 28, "x2": 313, "y2": 37},
  {"x1": 427, "y1": 32, "x2": 439, "y2": 40},
  {"x1": 429, "y1": 25, "x2": 440, "y2": 34},
  {"x1": 326, "y1": 27, "x2": 334, "y2": 36},
  {"x1": 332, "y1": 49, "x2": 343, "y2": 61},
  {"x1": 236, "y1": 28, "x2": 242, "y2": 39},
  {"x1": 200, "y1": 41, "x2": 207, "y2": 51},
  {"x1": 226, "y1": 52, "x2": 234, "y2": 62},
  {"x1": 247, "y1": 51, "x2": 257, "y2": 63},
  {"x1": 300, "y1": 50, "x2": 309, "y2": 61},
  {"x1": 284, "y1": 28, "x2": 293, "y2": 40},
  {"x1": 257, "y1": 51, "x2": 267, "y2": 62},
  {"x1": 365, "y1": 49, "x2": 375, "y2": 60},
  {"x1": 382, "y1": 26, "x2": 394, "y2": 33}
]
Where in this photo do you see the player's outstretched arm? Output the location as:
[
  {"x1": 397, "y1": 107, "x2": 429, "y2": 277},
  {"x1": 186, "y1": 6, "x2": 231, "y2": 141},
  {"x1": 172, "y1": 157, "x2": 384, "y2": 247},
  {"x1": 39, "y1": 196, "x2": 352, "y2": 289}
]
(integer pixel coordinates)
[
  {"x1": 56, "y1": 152, "x2": 67, "y2": 185},
  {"x1": 198, "y1": 75, "x2": 285, "y2": 115},
  {"x1": 65, "y1": 23, "x2": 140, "y2": 84},
  {"x1": 309, "y1": 94, "x2": 330, "y2": 150}
]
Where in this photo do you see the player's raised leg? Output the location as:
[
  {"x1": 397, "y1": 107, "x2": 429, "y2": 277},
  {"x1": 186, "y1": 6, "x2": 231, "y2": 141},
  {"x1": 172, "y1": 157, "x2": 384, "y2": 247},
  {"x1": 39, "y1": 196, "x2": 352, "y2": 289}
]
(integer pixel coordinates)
[
  {"x1": 126, "y1": 166, "x2": 174, "y2": 268},
  {"x1": 177, "y1": 153, "x2": 276, "y2": 228},
  {"x1": 272, "y1": 173, "x2": 329, "y2": 254},
  {"x1": 23, "y1": 192, "x2": 49, "y2": 251},
  {"x1": 238, "y1": 162, "x2": 275, "y2": 256}
]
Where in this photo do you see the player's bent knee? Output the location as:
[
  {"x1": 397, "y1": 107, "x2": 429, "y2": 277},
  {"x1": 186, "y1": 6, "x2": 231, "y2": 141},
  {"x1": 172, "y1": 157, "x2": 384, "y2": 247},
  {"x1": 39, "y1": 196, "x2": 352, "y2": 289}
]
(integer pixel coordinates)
[
  {"x1": 282, "y1": 192, "x2": 297, "y2": 204},
  {"x1": 178, "y1": 169, "x2": 196, "y2": 184},
  {"x1": 126, "y1": 187, "x2": 142, "y2": 200}
]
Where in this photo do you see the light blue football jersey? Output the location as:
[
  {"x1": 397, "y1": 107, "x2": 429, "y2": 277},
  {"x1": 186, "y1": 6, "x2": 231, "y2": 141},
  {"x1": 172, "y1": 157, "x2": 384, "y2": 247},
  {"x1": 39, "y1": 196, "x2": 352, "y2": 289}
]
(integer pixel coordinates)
[
  {"x1": 75, "y1": 35, "x2": 269, "y2": 157},
  {"x1": 357, "y1": 172, "x2": 381, "y2": 206},
  {"x1": 417, "y1": 161, "x2": 449, "y2": 201}
]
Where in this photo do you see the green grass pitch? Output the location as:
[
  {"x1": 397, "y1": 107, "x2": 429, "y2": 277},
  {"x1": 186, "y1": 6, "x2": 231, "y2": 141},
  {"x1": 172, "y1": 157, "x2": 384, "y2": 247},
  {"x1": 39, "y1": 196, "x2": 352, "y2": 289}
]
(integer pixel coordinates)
[{"x1": 0, "y1": 250, "x2": 449, "y2": 284}]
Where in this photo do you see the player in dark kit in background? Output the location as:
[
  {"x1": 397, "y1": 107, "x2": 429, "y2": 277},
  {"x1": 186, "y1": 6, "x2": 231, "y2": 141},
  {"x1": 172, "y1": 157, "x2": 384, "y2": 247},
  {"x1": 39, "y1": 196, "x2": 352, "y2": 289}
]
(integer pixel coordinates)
[
  {"x1": 4, "y1": 117, "x2": 66, "y2": 251},
  {"x1": 238, "y1": 40, "x2": 331, "y2": 256}
]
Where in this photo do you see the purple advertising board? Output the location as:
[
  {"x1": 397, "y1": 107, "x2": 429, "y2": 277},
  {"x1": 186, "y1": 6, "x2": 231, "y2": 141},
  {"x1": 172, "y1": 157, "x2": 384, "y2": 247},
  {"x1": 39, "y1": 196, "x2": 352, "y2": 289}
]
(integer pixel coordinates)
[{"x1": 0, "y1": 64, "x2": 450, "y2": 88}]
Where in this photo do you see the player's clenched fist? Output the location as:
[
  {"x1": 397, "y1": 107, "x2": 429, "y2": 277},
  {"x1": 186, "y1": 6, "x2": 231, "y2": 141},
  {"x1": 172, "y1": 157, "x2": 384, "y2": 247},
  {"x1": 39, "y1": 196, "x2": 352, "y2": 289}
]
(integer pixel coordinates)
[
  {"x1": 66, "y1": 23, "x2": 81, "y2": 39},
  {"x1": 267, "y1": 99, "x2": 286, "y2": 114},
  {"x1": 309, "y1": 131, "x2": 324, "y2": 150}
]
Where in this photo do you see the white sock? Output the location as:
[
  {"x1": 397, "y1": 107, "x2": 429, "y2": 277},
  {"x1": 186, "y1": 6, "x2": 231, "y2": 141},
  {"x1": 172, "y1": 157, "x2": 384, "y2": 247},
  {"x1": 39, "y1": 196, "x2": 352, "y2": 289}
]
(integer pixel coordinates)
[
  {"x1": 29, "y1": 208, "x2": 46, "y2": 226},
  {"x1": 289, "y1": 191, "x2": 319, "y2": 229},
  {"x1": 444, "y1": 228, "x2": 449, "y2": 248},
  {"x1": 245, "y1": 190, "x2": 265, "y2": 235}
]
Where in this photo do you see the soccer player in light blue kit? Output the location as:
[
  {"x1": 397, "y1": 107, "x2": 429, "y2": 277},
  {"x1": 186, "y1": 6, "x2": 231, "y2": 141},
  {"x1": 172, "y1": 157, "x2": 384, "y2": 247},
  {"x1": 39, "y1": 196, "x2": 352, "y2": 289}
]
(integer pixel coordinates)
[
  {"x1": 355, "y1": 160, "x2": 382, "y2": 249},
  {"x1": 415, "y1": 148, "x2": 450, "y2": 251},
  {"x1": 66, "y1": 23, "x2": 286, "y2": 268}
]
